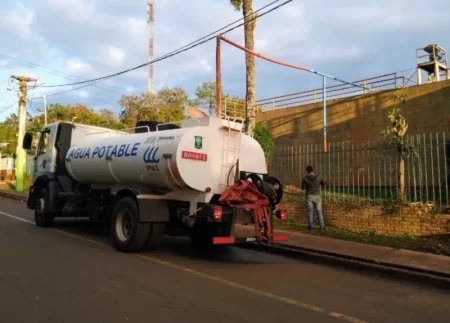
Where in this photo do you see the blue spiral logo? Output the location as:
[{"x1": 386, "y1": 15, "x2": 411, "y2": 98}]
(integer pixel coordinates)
[{"x1": 143, "y1": 146, "x2": 160, "y2": 163}]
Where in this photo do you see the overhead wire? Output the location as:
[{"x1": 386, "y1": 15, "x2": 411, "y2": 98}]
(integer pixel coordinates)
[
  {"x1": 37, "y1": 0, "x2": 292, "y2": 90},
  {"x1": 0, "y1": 102, "x2": 18, "y2": 114},
  {"x1": 0, "y1": 53, "x2": 138, "y2": 95}
]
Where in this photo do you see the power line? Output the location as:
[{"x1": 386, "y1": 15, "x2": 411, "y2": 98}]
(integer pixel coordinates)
[
  {"x1": 38, "y1": 0, "x2": 291, "y2": 90},
  {"x1": 46, "y1": 78, "x2": 109, "y2": 98},
  {"x1": 0, "y1": 53, "x2": 137, "y2": 95},
  {"x1": 0, "y1": 102, "x2": 17, "y2": 114}
]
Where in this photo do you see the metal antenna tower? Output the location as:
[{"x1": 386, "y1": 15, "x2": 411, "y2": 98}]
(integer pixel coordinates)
[{"x1": 148, "y1": 0, "x2": 155, "y2": 93}]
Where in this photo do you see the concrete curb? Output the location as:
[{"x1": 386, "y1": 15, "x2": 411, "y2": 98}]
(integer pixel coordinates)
[
  {"x1": 241, "y1": 242, "x2": 450, "y2": 290},
  {"x1": 0, "y1": 190, "x2": 27, "y2": 202}
]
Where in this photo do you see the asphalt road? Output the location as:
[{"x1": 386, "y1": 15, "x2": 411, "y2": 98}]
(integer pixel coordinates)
[{"x1": 0, "y1": 197, "x2": 449, "y2": 323}]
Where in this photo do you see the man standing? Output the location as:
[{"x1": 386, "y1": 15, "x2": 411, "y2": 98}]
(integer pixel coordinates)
[{"x1": 301, "y1": 165, "x2": 326, "y2": 230}]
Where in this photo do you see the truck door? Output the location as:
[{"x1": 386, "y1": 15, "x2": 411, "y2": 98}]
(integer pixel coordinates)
[{"x1": 34, "y1": 127, "x2": 56, "y2": 180}]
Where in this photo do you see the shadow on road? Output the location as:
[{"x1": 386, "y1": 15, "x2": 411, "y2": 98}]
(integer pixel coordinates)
[{"x1": 50, "y1": 219, "x2": 295, "y2": 265}]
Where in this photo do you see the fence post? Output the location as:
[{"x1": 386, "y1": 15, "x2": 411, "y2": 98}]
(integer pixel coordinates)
[{"x1": 323, "y1": 76, "x2": 327, "y2": 152}]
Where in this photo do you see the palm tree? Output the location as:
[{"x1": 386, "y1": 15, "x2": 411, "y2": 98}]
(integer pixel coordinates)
[{"x1": 230, "y1": 0, "x2": 257, "y2": 135}]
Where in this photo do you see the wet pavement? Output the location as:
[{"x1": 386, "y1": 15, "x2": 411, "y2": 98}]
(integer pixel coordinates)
[{"x1": 0, "y1": 197, "x2": 449, "y2": 323}]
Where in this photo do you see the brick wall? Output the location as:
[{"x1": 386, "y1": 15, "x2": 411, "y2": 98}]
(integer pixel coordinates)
[
  {"x1": 257, "y1": 80, "x2": 450, "y2": 146},
  {"x1": 279, "y1": 201, "x2": 450, "y2": 235}
]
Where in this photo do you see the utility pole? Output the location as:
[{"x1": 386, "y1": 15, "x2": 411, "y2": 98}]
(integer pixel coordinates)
[
  {"x1": 10, "y1": 75, "x2": 37, "y2": 192},
  {"x1": 42, "y1": 94, "x2": 47, "y2": 125}
]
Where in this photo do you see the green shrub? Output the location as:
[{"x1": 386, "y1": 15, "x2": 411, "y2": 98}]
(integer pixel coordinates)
[{"x1": 254, "y1": 122, "x2": 275, "y2": 163}]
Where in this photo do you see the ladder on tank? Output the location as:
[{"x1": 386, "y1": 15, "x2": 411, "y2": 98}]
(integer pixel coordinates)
[{"x1": 220, "y1": 115, "x2": 244, "y2": 187}]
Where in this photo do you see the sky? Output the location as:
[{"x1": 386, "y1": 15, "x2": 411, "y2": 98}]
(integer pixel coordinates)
[{"x1": 1, "y1": 0, "x2": 449, "y2": 121}]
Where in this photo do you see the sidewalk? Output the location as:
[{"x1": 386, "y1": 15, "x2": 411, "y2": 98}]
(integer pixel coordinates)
[
  {"x1": 1, "y1": 188, "x2": 449, "y2": 279},
  {"x1": 0, "y1": 187, "x2": 28, "y2": 201},
  {"x1": 273, "y1": 228, "x2": 450, "y2": 278}
]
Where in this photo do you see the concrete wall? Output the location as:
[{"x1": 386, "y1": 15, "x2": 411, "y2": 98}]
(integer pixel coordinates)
[{"x1": 257, "y1": 80, "x2": 450, "y2": 145}]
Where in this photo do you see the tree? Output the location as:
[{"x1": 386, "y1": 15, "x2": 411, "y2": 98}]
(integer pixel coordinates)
[
  {"x1": 230, "y1": 0, "x2": 257, "y2": 135},
  {"x1": 191, "y1": 81, "x2": 217, "y2": 116},
  {"x1": 381, "y1": 96, "x2": 418, "y2": 204},
  {"x1": 0, "y1": 104, "x2": 127, "y2": 157},
  {"x1": 119, "y1": 87, "x2": 188, "y2": 127},
  {"x1": 0, "y1": 114, "x2": 19, "y2": 155}
]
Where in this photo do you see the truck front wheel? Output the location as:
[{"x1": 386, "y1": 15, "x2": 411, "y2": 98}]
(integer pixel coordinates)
[
  {"x1": 110, "y1": 197, "x2": 150, "y2": 253},
  {"x1": 35, "y1": 188, "x2": 55, "y2": 227}
]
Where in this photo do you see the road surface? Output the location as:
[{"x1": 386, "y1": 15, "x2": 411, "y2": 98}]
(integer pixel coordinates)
[{"x1": 0, "y1": 197, "x2": 448, "y2": 323}]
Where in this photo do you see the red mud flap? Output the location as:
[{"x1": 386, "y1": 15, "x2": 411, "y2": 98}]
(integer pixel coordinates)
[{"x1": 213, "y1": 235, "x2": 288, "y2": 245}]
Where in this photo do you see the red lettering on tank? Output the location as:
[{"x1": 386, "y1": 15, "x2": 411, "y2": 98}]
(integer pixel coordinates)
[{"x1": 181, "y1": 151, "x2": 208, "y2": 161}]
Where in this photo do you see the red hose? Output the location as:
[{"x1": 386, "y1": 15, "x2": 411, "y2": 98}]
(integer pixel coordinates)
[{"x1": 219, "y1": 180, "x2": 273, "y2": 245}]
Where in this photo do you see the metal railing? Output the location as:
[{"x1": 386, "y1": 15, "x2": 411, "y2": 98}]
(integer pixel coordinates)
[
  {"x1": 222, "y1": 97, "x2": 263, "y2": 120},
  {"x1": 270, "y1": 132, "x2": 450, "y2": 208},
  {"x1": 257, "y1": 72, "x2": 417, "y2": 112}
]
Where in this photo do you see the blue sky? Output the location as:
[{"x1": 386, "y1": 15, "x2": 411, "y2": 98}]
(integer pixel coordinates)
[{"x1": 1, "y1": 0, "x2": 449, "y2": 121}]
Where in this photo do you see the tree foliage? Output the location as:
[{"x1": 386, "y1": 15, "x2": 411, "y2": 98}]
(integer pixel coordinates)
[
  {"x1": 230, "y1": 0, "x2": 242, "y2": 10},
  {"x1": 0, "y1": 81, "x2": 267, "y2": 157},
  {"x1": 0, "y1": 104, "x2": 124, "y2": 156},
  {"x1": 254, "y1": 122, "x2": 275, "y2": 162},
  {"x1": 381, "y1": 96, "x2": 417, "y2": 203},
  {"x1": 45, "y1": 104, "x2": 124, "y2": 130},
  {"x1": 381, "y1": 96, "x2": 418, "y2": 159},
  {"x1": 119, "y1": 87, "x2": 188, "y2": 127},
  {"x1": 190, "y1": 81, "x2": 217, "y2": 116},
  {"x1": 0, "y1": 114, "x2": 18, "y2": 155}
]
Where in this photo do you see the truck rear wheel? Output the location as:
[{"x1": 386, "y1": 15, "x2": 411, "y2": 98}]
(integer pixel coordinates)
[
  {"x1": 110, "y1": 197, "x2": 150, "y2": 253},
  {"x1": 35, "y1": 188, "x2": 55, "y2": 227}
]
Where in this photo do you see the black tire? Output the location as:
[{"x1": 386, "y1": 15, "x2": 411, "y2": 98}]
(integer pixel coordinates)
[
  {"x1": 144, "y1": 223, "x2": 165, "y2": 250},
  {"x1": 110, "y1": 197, "x2": 150, "y2": 253},
  {"x1": 35, "y1": 188, "x2": 55, "y2": 227}
]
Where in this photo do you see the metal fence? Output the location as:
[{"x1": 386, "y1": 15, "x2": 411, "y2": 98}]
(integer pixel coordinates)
[{"x1": 269, "y1": 132, "x2": 450, "y2": 208}]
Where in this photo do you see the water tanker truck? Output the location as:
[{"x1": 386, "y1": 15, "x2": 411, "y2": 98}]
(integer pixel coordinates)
[{"x1": 22, "y1": 115, "x2": 288, "y2": 252}]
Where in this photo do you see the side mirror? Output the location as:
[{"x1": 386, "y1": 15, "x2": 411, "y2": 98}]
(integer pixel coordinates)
[{"x1": 23, "y1": 132, "x2": 33, "y2": 150}]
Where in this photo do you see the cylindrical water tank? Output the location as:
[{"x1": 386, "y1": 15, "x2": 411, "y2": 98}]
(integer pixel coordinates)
[{"x1": 65, "y1": 123, "x2": 266, "y2": 193}]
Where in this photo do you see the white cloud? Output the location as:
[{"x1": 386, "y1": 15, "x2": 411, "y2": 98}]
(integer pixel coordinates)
[
  {"x1": 120, "y1": 17, "x2": 146, "y2": 36},
  {"x1": 255, "y1": 38, "x2": 269, "y2": 52},
  {"x1": 67, "y1": 60, "x2": 92, "y2": 74},
  {"x1": 199, "y1": 59, "x2": 212, "y2": 72},
  {"x1": 78, "y1": 90, "x2": 89, "y2": 98},
  {"x1": 105, "y1": 46, "x2": 125, "y2": 66}
]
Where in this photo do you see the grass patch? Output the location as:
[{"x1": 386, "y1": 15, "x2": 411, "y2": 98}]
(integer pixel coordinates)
[{"x1": 274, "y1": 219, "x2": 450, "y2": 256}]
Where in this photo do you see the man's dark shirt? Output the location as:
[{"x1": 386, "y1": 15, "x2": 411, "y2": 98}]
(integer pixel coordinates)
[{"x1": 301, "y1": 174, "x2": 325, "y2": 196}]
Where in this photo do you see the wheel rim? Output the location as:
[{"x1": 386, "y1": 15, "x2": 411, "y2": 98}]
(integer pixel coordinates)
[{"x1": 115, "y1": 208, "x2": 133, "y2": 242}]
